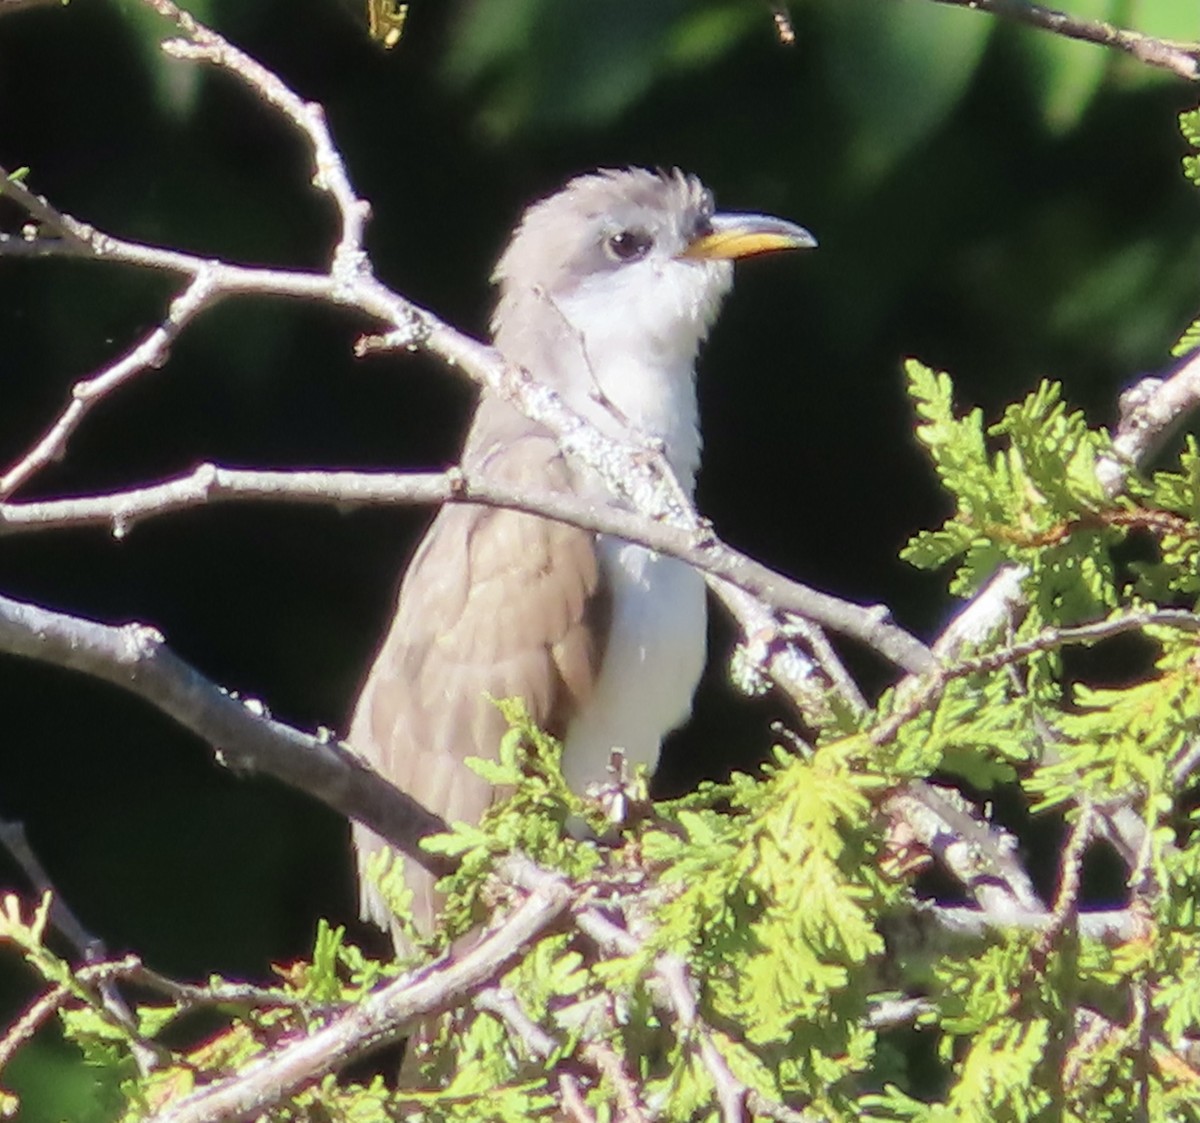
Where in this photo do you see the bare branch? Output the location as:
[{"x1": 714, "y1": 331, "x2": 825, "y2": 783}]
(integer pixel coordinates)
[
  {"x1": 558, "y1": 1077, "x2": 600, "y2": 1123},
  {"x1": 1171, "y1": 736, "x2": 1200, "y2": 786},
  {"x1": 0, "y1": 4, "x2": 368, "y2": 499},
  {"x1": 924, "y1": 0, "x2": 1200, "y2": 80},
  {"x1": 0, "y1": 0, "x2": 64, "y2": 15},
  {"x1": 156, "y1": 27, "x2": 371, "y2": 267},
  {"x1": 0, "y1": 824, "x2": 158, "y2": 1073},
  {"x1": 474, "y1": 986, "x2": 559, "y2": 1063},
  {"x1": 476, "y1": 988, "x2": 653, "y2": 1122},
  {"x1": 1098, "y1": 350, "x2": 1200, "y2": 495},
  {"x1": 929, "y1": 564, "x2": 1029, "y2": 662},
  {"x1": 0, "y1": 981, "x2": 70, "y2": 1074},
  {"x1": 885, "y1": 783, "x2": 1041, "y2": 914},
  {"x1": 656, "y1": 954, "x2": 747, "y2": 1123},
  {"x1": 144, "y1": 865, "x2": 574, "y2": 1123},
  {"x1": 0, "y1": 214, "x2": 342, "y2": 498},
  {"x1": 0, "y1": 167, "x2": 88, "y2": 246},
  {"x1": 864, "y1": 996, "x2": 935, "y2": 1030},
  {"x1": 0, "y1": 590, "x2": 452, "y2": 877},
  {"x1": 0, "y1": 463, "x2": 932, "y2": 675},
  {"x1": 927, "y1": 902, "x2": 1145, "y2": 944},
  {"x1": 124, "y1": 960, "x2": 333, "y2": 1014},
  {"x1": 1037, "y1": 802, "x2": 1097, "y2": 952}
]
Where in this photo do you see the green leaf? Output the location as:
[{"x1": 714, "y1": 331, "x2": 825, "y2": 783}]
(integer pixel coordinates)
[{"x1": 1173, "y1": 314, "x2": 1200, "y2": 356}]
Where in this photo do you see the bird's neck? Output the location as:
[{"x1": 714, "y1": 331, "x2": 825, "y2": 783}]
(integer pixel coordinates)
[
  {"x1": 492, "y1": 275, "x2": 724, "y2": 493},
  {"x1": 563, "y1": 327, "x2": 703, "y2": 493}
]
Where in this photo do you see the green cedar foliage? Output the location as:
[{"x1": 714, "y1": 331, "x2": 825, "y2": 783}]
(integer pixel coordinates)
[{"x1": 1174, "y1": 106, "x2": 1200, "y2": 357}]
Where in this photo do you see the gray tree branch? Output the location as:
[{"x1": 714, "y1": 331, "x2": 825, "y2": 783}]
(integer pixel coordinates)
[
  {"x1": 0, "y1": 463, "x2": 931, "y2": 674},
  {"x1": 0, "y1": 591, "x2": 453, "y2": 876},
  {"x1": 925, "y1": 0, "x2": 1200, "y2": 80},
  {"x1": 145, "y1": 863, "x2": 575, "y2": 1123}
]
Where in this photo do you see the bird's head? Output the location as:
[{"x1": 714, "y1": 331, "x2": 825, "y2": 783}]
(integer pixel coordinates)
[{"x1": 490, "y1": 168, "x2": 816, "y2": 353}]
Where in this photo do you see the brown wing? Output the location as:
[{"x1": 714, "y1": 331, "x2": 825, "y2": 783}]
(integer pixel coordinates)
[{"x1": 349, "y1": 431, "x2": 608, "y2": 937}]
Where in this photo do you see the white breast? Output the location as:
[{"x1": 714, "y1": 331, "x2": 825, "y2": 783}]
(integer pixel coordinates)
[
  {"x1": 561, "y1": 538, "x2": 707, "y2": 792},
  {"x1": 548, "y1": 254, "x2": 724, "y2": 790}
]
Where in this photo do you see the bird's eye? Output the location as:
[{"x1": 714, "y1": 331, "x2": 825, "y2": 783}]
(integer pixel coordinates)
[{"x1": 606, "y1": 228, "x2": 653, "y2": 262}]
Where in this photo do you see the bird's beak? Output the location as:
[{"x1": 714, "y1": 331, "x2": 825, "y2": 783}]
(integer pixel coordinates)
[{"x1": 681, "y1": 212, "x2": 817, "y2": 260}]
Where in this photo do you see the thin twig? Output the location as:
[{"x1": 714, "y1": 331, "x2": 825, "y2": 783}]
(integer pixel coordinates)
[
  {"x1": 0, "y1": 819, "x2": 101, "y2": 960},
  {"x1": 0, "y1": 268, "x2": 219, "y2": 499},
  {"x1": 872, "y1": 607, "x2": 1200, "y2": 747},
  {"x1": 476, "y1": 987, "x2": 651, "y2": 1121},
  {"x1": 1036, "y1": 802, "x2": 1097, "y2": 954},
  {"x1": 0, "y1": 167, "x2": 88, "y2": 245},
  {"x1": 0, "y1": 822, "x2": 160, "y2": 1073},
  {"x1": 127, "y1": 960, "x2": 341, "y2": 1015},
  {"x1": 0, "y1": 953, "x2": 163, "y2": 1077},
  {"x1": 924, "y1": 0, "x2": 1200, "y2": 81},
  {"x1": 0, "y1": 982, "x2": 69, "y2": 1072}
]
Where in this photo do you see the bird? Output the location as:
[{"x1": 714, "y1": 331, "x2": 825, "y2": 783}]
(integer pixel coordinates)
[{"x1": 350, "y1": 167, "x2": 815, "y2": 939}]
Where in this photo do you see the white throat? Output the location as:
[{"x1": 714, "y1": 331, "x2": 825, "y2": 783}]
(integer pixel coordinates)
[{"x1": 532, "y1": 256, "x2": 731, "y2": 491}]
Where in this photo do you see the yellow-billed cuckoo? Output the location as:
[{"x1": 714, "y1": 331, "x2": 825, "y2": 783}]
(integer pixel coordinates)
[{"x1": 350, "y1": 168, "x2": 814, "y2": 935}]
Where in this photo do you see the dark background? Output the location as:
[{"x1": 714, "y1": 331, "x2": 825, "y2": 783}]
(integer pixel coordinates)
[{"x1": 0, "y1": 0, "x2": 1197, "y2": 1115}]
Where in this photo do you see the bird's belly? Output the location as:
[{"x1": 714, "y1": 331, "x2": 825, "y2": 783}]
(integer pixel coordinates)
[{"x1": 561, "y1": 538, "x2": 707, "y2": 793}]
